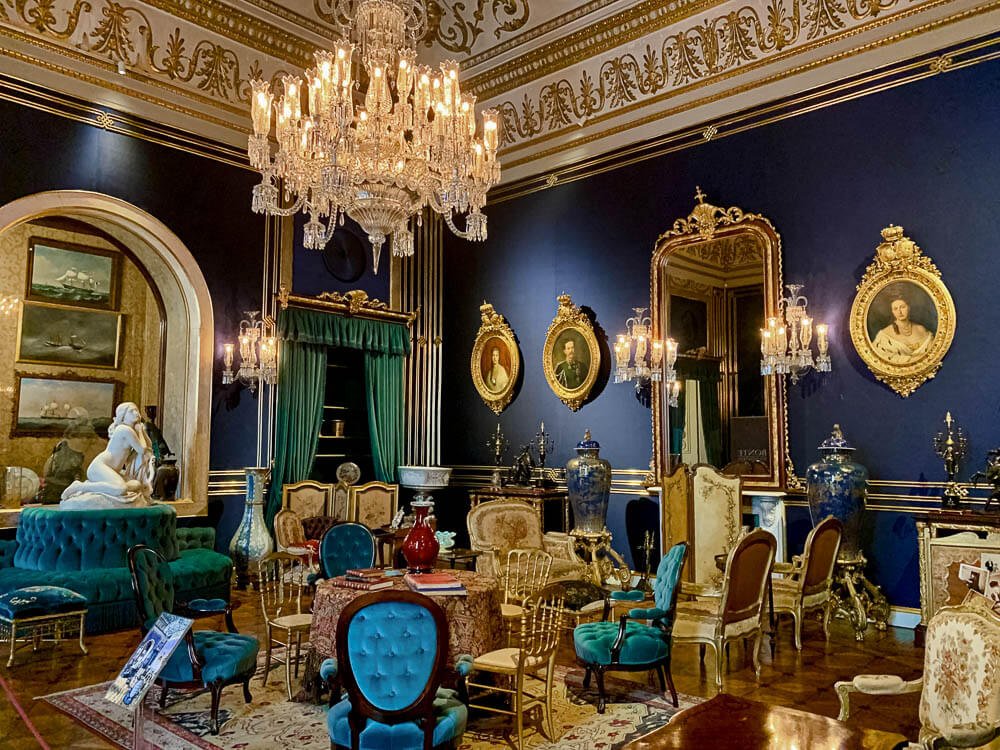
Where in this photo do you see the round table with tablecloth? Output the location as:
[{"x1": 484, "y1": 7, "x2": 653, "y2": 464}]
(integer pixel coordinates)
[{"x1": 297, "y1": 568, "x2": 504, "y2": 701}]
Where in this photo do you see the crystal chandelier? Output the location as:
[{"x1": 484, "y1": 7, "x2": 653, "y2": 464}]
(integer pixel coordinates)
[
  {"x1": 614, "y1": 307, "x2": 680, "y2": 404},
  {"x1": 760, "y1": 284, "x2": 831, "y2": 383},
  {"x1": 247, "y1": 0, "x2": 501, "y2": 274},
  {"x1": 222, "y1": 311, "x2": 278, "y2": 392}
]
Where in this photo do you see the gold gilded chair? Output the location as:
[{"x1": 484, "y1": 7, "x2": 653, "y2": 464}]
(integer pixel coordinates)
[
  {"x1": 771, "y1": 516, "x2": 842, "y2": 649},
  {"x1": 257, "y1": 552, "x2": 313, "y2": 700},
  {"x1": 672, "y1": 528, "x2": 776, "y2": 692},
  {"x1": 500, "y1": 549, "x2": 553, "y2": 629},
  {"x1": 467, "y1": 499, "x2": 587, "y2": 582},
  {"x1": 836, "y1": 591, "x2": 1000, "y2": 749},
  {"x1": 281, "y1": 480, "x2": 333, "y2": 519},
  {"x1": 347, "y1": 481, "x2": 399, "y2": 529},
  {"x1": 465, "y1": 588, "x2": 565, "y2": 750}
]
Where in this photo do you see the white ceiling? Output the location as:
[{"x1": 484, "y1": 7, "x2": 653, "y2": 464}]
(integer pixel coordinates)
[{"x1": 2, "y1": 0, "x2": 998, "y2": 183}]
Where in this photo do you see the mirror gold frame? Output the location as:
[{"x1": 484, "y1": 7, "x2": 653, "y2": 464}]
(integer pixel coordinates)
[{"x1": 650, "y1": 191, "x2": 795, "y2": 491}]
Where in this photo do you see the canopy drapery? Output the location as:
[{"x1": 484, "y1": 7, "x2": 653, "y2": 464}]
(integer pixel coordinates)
[
  {"x1": 266, "y1": 306, "x2": 410, "y2": 527},
  {"x1": 669, "y1": 357, "x2": 723, "y2": 468}
]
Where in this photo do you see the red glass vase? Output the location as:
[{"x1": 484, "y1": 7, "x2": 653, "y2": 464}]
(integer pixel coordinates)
[{"x1": 402, "y1": 500, "x2": 439, "y2": 573}]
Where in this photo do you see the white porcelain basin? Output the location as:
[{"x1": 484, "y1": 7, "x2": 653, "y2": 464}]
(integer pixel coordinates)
[{"x1": 397, "y1": 466, "x2": 452, "y2": 490}]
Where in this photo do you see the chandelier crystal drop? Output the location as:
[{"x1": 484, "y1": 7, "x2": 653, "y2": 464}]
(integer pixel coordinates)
[
  {"x1": 222, "y1": 311, "x2": 278, "y2": 392},
  {"x1": 760, "y1": 284, "x2": 831, "y2": 383},
  {"x1": 247, "y1": 0, "x2": 501, "y2": 274}
]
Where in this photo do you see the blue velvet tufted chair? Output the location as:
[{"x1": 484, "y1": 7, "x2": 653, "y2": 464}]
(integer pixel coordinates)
[
  {"x1": 324, "y1": 590, "x2": 468, "y2": 750},
  {"x1": 317, "y1": 523, "x2": 376, "y2": 581},
  {"x1": 127, "y1": 545, "x2": 259, "y2": 734},
  {"x1": 573, "y1": 541, "x2": 688, "y2": 713}
]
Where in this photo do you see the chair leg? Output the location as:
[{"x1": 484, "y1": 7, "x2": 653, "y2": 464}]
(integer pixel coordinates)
[
  {"x1": 284, "y1": 629, "x2": 294, "y2": 700},
  {"x1": 262, "y1": 625, "x2": 273, "y2": 687},
  {"x1": 654, "y1": 664, "x2": 666, "y2": 692},
  {"x1": 822, "y1": 602, "x2": 833, "y2": 641},
  {"x1": 698, "y1": 644, "x2": 706, "y2": 663},
  {"x1": 792, "y1": 607, "x2": 803, "y2": 650},
  {"x1": 542, "y1": 659, "x2": 557, "y2": 740},
  {"x1": 225, "y1": 609, "x2": 238, "y2": 634},
  {"x1": 663, "y1": 663, "x2": 679, "y2": 707},
  {"x1": 582, "y1": 667, "x2": 592, "y2": 689},
  {"x1": 751, "y1": 633, "x2": 763, "y2": 679},
  {"x1": 209, "y1": 679, "x2": 224, "y2": 735},
  {"x1": 595, "y1": 667, "x2": 608, "y2": 714},
  {"x1": 704, "y1": 641, "x2": 722, "y2": 693},
  {"x1": 294, "y1": 631, "x2": 303, "y2": 678},
  {"x1": 515, "y1": 672, "x2": 525, "y2": 750},
  {"x1": 158, "y1": 681, "x2": 168, "y2": 708},
  {"x1": 243, "y1": 675, "x2": 253, "y2": 703}
]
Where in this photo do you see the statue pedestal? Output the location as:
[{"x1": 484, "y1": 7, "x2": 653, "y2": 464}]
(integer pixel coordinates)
[
  {"x1": 570, "y1": 529, "x2": 630, "y2": 588},
  {"x1": 831, "y1": 554, "x2": 889, "y2": 641}
]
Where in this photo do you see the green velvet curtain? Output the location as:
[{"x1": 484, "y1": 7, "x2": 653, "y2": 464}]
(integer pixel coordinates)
[
  {"x1": 674, "y1": 358, "x2": 724, "y2": 468},
  {"x1": 365, "y1": 352, "x2": 404, "y2": 483},
  {"x1": 266, "y1": 306, "x2": 411, "y2": 527}
]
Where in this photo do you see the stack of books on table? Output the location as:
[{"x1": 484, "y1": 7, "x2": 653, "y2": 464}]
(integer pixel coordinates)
[
  {"x1": 330, "y1": 568, "x2": 396, "y2": 591},
  {"x1": 403, "y1": 572, "x2": 467, "y2": 596}
]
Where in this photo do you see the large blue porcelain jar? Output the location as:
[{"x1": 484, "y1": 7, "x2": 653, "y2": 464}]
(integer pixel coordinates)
[
  {"x1": 566, "y1": 430, "x2": 612, "y2": 534},
  {"x1": 806, "y1": 425, "x2": 867, "y2": 562}
]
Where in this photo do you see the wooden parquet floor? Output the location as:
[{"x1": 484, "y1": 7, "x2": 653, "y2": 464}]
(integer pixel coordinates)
[{"x1": 0, "y1": 589, "x2": 924, "y2": 749}]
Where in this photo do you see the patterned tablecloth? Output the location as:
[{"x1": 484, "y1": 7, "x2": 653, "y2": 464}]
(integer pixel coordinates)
[{"x1": 297, "y1": 569, "x2": 504, "y2": 701}]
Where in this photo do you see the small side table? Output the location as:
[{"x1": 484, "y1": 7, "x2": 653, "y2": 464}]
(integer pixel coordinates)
[
  {"x1": 0, "y1": 586, "x2": 88, "y2": 667},
  {"x1": 437, "y1": 548, "x2": 482, "y2": 570}
]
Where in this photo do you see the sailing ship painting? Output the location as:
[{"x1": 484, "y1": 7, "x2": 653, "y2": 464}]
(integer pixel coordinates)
[
  {"x1": 14, "y1": 374, "x2": 118, "y2": 436},
  {"x1": 18, "y1": 302, "x2": 122, "y2": 368},
  {"x1": 27, "y1": 239, "x2": 120, "y2": 309}
]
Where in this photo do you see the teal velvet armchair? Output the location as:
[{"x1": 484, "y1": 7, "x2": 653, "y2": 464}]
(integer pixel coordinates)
[
  {"x1": 127, "y1": 545, "x2": 259, "y2": 735},
  {"x1": 309, "y1": 523, "x2": 377, "y2": 586},
  {"x1": 573, "y1": 541, "x2": 688, "y2": 713},
  {"x1": 324, "y1": 589, "x2": 468, "y2": 750}
]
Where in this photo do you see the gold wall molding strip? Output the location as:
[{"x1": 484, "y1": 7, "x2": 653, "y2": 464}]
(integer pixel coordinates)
[
  {"x1": 241, "y1": 0, "x2": 337, "y2": 37},
  {"x1": 490, "y1": 21, "x2": 1000, "y2": 203},
  {"x1": 493, "y1": 0, "x2": 975, "y2": 154},
  {"x1": 0, "y1": 74, "x2": 251, "y2": 169},
  {"x1": 277, "y1": 287, "x2": 418, "y2": 326}
]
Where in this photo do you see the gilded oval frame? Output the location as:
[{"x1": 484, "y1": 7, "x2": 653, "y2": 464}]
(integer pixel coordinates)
[
  {"x1": 542, "y1": 294, "x2": 601, "y2": 411},
  {"x1": 849, "y1": 226, "x2": 955, "y2": 397},
  {"x1": 470, "y1": 302, "x2": 520, "y2": 415}
]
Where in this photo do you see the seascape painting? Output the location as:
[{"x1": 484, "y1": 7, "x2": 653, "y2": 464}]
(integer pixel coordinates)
[
  {"x1": 14, "y1": 374, "x2": 119, "y2": 436},
  {"x1": 17, "y1": 301, "x2": 123, "y2": 368},
  {"x1": 27, "y1": 238, "x2": 120, "y2": 309}
]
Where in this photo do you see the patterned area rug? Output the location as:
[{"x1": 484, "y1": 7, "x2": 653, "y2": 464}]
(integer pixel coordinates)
[{"x1": 42, "y1": 658, "x2": 698, "y2": 750}]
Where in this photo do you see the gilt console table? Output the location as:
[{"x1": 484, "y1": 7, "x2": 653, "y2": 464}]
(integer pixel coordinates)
[
  {"x1": 468, "y1": 485, "x2": 571, "y2": 533},
  {"x1": 916, "y1": 510, "x2": 1000, "y2": 644}
]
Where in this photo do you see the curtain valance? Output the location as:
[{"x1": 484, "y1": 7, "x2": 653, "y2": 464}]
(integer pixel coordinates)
[{"x1": 277, "y1": 306, "x2": 410, "y2": 355}]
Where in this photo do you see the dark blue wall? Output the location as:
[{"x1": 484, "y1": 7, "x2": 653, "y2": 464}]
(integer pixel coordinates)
[
  {"x1": 291, "y1": 214, "x2": 391, "y2": 300},
  {"x1": 440, "y1": 50, "x2": 1000, "y2": 607}
]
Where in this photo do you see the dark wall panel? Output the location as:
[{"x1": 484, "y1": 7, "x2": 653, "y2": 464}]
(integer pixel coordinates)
[{"x1": 440, "y1": 51, "x2": 1000, "y2": 596}]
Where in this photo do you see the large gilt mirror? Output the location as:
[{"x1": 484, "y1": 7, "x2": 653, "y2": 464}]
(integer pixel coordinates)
[{"x1": 651, "y1": 190, "x2": 789, "y2": 490}]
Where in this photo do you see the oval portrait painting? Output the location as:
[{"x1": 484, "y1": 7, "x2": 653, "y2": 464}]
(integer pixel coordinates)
[
  {"x1": 550, "y1": 329, "x2": 591, "y2": 392},
  {"x1": 865, "y1": 281, "x2": 938, "y2": 366},
  {"x1": 479, "y1": 336, "x2": 513, "y2": 394}
]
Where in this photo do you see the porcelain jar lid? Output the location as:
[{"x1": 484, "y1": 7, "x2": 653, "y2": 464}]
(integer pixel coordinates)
[
  {"x1": 818, "y1": 424, "x2": 855, "y2": 452},
  {"x1": 576, "y1": 430, "x2": 600, "y2": 451}
]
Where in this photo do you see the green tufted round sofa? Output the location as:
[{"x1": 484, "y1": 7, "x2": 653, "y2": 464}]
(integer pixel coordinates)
[{"x1": 0, "y1": 505, "x2": 233, "y2": 634}]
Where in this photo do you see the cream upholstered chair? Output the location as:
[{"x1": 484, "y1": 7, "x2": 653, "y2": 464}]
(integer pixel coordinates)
[
  {"x1": 347, "y1": 481, "x2": 399, "y2": 529},
  {"x1": 281, "y1": 480, "x2": 333, "y2": 519},
  {"x1": 257, "y1": 552, "x2": 313, "y2": 700},
  {"x1": 672, "y1": 528, "x2": 776, "y2": 692},
  {"x1": 687, "y1": 464, "x2": 743, "y2": 587},
  {"x1": 465, "y1": 588, "x2": 565, "y2": 750},
  {"x1": 273, "y1": 508, "x2": 309, "y2": 553},
  {"x1": 771, "y1": 516, "x2": 843, "y2": 649},
  {"x1": 467, "y1": 499, "x2": 587, "y2": 582},
  {"x1": 836, "y1": 591, "x2": 1000, "y2": 749}
]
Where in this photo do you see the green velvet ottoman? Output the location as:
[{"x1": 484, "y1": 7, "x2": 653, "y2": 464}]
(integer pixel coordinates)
[{"x1": 0, "y1": 585, "x2": 88, "y2": 667}]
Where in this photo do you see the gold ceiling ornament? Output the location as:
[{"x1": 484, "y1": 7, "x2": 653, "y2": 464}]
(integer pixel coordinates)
[
  {"x1": 248, "y1": 0, "x2": 502, "y2": 275},
  {"x1": 469, "y1": 302, "x2": 520, "y2": 415},
  {"x1": 542, "y1": 294, "x2": 601, "y2": 411},
  {"x1": 849, "y1": 225, "x2": 956, "y2": 398}
]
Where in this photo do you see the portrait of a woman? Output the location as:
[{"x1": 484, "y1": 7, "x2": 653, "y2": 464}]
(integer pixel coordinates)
[
  {"x1": 480, "y1": 338, "x2": 511, "y2": 393},
  {"x1": 867, "y1": 283, "x2": 937, "y2": 366}
]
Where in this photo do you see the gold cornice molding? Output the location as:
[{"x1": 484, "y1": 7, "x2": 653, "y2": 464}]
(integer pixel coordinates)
[
  {"x1": 465, "y1": 0, "x2": 718, "y2": 99},
  {"x1": 140, "y1": 0, "x2": 320, "y2": 67},
  {"x1": 277, "y1": 285, "x2": 419, "y2": 326},
  {"x1": 492, "y1": 0, "x2": 973, "y2": 155},
  {"x1": 490, "y1": 1, "x2": 999, "y2": 189}
]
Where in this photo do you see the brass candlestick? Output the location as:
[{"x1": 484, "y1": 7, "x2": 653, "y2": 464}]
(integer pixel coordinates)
[
  {"x1": 486, "y1": 424, "x2": 509, "y2": 487},
  {"x1": 933, "y1": 412, "x2": 968, "y2": 510},
  {"x1": 637, "y1": 530, "x2": 655, "y2": 594}
]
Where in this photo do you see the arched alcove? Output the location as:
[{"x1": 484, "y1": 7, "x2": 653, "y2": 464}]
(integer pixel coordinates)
[{"x1": 0, "y1": 190, "x2": 213, "y2": 521}]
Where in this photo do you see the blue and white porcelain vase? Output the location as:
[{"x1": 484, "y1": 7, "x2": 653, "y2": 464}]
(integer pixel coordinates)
[
  {"x1": 806, "y1": 425, "x2": 867, "y2": 563},
  {"x1": 566, "y1": 431, "x2": 612, "y2": 534},
  {"x1": 229, "y1": 467, "x2": 274, "y2": 587}
]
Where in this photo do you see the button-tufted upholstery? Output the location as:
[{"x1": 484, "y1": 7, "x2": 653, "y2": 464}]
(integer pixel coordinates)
[
  {"x1": 328, "y1": 688, "x2": 467, "y2": 749},
  {"x1": 0, "y1": 508, "x2": 232, "y2": 634},
  {"x1": 319, "y1": 522, "x2": 376, "y2": 580},
  {"x1": 160, "y1": 630, "x2": 259, "y2": 685},
  {"x1": 574, "y1": 620, "x2": 671, "y2": 665}
]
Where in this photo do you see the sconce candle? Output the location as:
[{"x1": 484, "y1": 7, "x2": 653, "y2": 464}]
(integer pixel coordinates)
[{"x1": 760, "y1": 284, "x2": 831, "y2": 382}]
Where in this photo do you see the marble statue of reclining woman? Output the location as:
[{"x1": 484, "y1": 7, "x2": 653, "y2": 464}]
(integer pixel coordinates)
[{"x1": 60, "y1": 402, "x2": 156, "y2": 510}]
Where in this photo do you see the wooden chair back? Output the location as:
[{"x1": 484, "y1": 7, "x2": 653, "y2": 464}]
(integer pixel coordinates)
[
  {"x1": 720, "y1": 529, "x2": 776, "y2": 627},
  {"x1": 800, "y1": 517, "x2": 843, "y2": 597}
]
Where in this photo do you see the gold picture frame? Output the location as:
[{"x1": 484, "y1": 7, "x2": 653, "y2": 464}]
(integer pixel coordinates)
[
  {"x1": 470, "y1": 302, "x2": 520, "y2": 415},
  {"x1": 542, "y1": 294, "x2": 600, "y2": 411},
  {"x1": 849, "y1": 225, "x2": 956, "y2": 397}
]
